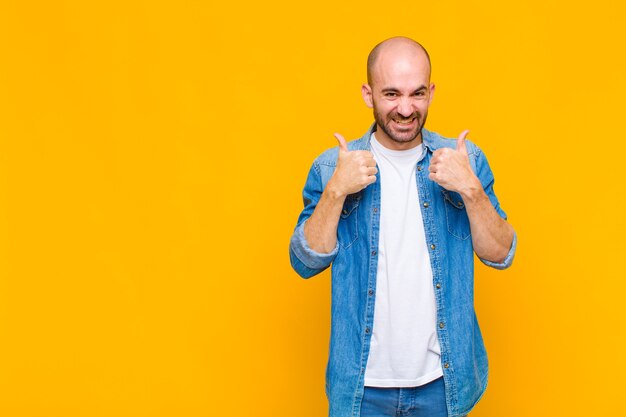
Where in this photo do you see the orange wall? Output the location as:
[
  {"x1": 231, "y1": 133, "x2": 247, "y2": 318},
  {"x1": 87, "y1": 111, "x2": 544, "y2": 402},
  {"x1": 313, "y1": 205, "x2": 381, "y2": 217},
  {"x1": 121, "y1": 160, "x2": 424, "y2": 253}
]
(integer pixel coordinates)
[{"x1": 1, "y1": 1, "x2": 625, "y2": 416}]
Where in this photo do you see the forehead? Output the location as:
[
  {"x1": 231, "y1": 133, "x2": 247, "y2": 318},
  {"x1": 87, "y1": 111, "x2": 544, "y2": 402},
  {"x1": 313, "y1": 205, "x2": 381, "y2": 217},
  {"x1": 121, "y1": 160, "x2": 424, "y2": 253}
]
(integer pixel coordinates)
[{"x1": 371, "y1": 49, "x2": 431, "y2": 90}]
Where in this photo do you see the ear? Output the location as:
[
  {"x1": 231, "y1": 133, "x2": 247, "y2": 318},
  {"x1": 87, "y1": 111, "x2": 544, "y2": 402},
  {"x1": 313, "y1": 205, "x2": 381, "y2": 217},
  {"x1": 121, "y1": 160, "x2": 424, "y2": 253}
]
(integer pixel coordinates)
[
  {"x1": 361, "y1": 83, "x2": 373, "y2": 108},
  {"x1": 428, "y1": 82, "x2": 436, "y2": 106}
]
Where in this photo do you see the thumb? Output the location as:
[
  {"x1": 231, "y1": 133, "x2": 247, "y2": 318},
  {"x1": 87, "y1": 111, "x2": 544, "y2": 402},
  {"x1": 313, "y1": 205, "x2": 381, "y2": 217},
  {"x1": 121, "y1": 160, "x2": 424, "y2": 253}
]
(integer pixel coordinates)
[
  {"x1": 456, "y1": 129, "x2": 469, "y2": 154},
  {"x1": 334, "y1": 132, "x2": 349, "y2": 153}
]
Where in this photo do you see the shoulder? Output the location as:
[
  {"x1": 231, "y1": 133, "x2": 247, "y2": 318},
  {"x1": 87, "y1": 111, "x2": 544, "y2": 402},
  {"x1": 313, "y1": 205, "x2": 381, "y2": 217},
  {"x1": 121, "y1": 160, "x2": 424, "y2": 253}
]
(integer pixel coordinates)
[
  {"x1": 312, "y1": 131, "x2": 370, "y2": 167},
  {"x1": 423, "y1": 128, "x2": 481, "y2": 156},
  {"x1": 314, "y1": 146, "x2": 339, "y2": 167}
]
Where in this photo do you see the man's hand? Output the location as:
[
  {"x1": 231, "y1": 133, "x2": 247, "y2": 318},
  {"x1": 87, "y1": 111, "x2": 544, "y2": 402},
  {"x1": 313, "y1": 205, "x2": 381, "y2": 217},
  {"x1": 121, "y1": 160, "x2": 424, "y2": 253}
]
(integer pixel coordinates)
[
  {"x1": 428, "y1": 130, "x2": 480, "y2": 196},
  {"x1": 428, "y1": 130, "x2": 515, "y2": 263},
  {"x1": 327, "y1": 133, "x2": 377, "y2": 197},
  {"x1": 302, "y1": 133, "x2": 377, "y2": 254}
]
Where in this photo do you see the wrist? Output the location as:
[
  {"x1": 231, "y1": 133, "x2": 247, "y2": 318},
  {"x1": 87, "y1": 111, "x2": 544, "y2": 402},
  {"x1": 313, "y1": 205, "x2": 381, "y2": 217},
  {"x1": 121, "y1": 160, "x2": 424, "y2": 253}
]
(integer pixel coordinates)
[
  {"x1": 326, "y1": 178, "x2": 348, "y2": 200},
  {"x1": 459, "y1": 177, "x2": 484, "y2": 203}
]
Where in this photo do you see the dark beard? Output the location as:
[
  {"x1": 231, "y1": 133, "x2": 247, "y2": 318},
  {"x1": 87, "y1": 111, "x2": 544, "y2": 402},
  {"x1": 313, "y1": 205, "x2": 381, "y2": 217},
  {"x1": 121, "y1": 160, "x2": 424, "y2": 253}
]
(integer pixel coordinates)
[{"x1": 374, "y1": 110, "x2": 428, "y2": 144}]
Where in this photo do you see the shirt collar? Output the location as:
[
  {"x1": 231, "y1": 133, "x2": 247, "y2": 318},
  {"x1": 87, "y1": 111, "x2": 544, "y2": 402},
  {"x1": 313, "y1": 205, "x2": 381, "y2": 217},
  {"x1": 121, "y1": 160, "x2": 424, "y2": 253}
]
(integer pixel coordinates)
[{"x1": 355, "y1": 122, "x2": 442, "y2": 153}]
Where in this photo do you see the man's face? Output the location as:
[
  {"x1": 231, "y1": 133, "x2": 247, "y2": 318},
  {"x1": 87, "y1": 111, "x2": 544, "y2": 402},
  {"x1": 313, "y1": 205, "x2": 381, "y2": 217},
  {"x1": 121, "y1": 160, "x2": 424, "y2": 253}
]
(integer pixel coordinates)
[
  {"x1": 362, "y1": 50, "x2": 434, "y2": 148},
  {"x1": 371, "y1": 90, "x2": 431, "y2": 145}
]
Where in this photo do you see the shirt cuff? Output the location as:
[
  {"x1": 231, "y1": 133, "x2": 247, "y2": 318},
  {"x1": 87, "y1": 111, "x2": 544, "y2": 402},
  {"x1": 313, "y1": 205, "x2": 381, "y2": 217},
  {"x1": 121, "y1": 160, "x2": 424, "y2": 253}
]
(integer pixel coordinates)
[
  {"x1": 479, "y1": 231, "x2": 517, "y2": 270},
  {"x1": 290, "y1": 220, "x2": 339, "y2": 270}
]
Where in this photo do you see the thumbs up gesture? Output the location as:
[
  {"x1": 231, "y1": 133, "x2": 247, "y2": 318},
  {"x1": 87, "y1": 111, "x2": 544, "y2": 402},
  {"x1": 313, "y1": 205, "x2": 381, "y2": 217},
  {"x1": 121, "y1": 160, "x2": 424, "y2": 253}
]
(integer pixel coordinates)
[
  {"x1": 428, "y1": 130, "x2": 480, "y2": 194},
  {"x1": 455, "y1": 129, "x2": 469, "y2": 155},
  {"x1": 327, "y1": 133, "x2": 378, "y2": 197}
]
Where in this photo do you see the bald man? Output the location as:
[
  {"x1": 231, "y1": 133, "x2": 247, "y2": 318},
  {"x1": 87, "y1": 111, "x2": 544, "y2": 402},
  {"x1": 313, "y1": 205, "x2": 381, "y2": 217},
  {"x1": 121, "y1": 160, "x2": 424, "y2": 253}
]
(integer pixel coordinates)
[{"x1": 289, "y1": 37, "x2": 517, "y2": 417}]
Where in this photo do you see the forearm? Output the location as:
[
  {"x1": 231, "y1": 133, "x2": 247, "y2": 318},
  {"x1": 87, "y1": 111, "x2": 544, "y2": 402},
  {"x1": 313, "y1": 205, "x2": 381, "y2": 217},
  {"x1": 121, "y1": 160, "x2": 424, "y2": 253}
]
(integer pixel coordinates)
[
  {"x1": 303, "y1": 181, "x2": 346, "y2": 253},
  {"x1": 460, "y1": 180, "x2": 515, "y2": 263}
]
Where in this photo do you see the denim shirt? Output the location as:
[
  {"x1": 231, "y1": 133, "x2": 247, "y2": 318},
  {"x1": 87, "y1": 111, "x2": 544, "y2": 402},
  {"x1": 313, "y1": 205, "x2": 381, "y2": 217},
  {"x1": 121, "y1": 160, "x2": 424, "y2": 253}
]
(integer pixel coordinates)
[{"x1": 289, "y1": 123, "x2": 517, "y2": 417}]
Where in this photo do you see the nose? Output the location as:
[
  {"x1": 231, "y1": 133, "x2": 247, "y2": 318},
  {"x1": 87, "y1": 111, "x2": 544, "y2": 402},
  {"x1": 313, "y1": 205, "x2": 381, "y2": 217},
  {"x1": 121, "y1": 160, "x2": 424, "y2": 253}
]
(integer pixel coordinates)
[{"x1": 396, "y1": 97, "x2": 414, "y2": 118}]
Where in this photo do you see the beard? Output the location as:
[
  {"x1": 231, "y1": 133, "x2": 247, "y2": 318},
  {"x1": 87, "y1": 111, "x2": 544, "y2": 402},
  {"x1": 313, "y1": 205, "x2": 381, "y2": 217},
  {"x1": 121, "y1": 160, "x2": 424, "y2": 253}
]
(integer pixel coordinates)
[{"x1": 373, "y1": 107, "x2": 428, "y2": 144}]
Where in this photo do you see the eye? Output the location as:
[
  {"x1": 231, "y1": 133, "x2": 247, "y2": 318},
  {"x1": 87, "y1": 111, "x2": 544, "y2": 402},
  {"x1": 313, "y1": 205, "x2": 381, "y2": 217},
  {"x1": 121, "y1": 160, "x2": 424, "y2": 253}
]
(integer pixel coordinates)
[
  {"x1": 414, "y1": 91, "x2": 426, "y2": 97},
  {"x1": 384, "y1": 92, "x2": 397, "y2": 97}
]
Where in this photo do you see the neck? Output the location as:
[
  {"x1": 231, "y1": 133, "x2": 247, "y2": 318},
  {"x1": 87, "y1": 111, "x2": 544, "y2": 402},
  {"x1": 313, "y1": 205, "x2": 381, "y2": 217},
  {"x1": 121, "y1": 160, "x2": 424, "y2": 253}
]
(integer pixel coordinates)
[{"x1": 373, "y1": 124, "x2": 423, "y2": 151}]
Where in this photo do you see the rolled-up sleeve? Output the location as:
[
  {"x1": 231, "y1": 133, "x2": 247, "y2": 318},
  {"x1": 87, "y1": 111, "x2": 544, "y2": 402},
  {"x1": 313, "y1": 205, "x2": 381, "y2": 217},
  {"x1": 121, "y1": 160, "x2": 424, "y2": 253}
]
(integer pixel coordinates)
[
  {"x1": 479, "y1": 231, "x2": 517, "y2": 270},
  {"x1": 290, "y1": 220, "x2": 339, "y2": 278},
  {"x1": 473, "y1": 145, "x2": 517, "y2": 270},
  {"x1": 289, "y1": 162, "x2": 338, "y2": 278}
]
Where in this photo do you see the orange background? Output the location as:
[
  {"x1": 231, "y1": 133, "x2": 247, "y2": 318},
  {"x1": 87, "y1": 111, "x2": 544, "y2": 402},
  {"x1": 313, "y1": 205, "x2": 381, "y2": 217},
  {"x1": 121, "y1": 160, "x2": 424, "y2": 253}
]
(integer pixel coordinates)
[{"x1": 1, "y1": 1, "x2": 625, "y2": 416}]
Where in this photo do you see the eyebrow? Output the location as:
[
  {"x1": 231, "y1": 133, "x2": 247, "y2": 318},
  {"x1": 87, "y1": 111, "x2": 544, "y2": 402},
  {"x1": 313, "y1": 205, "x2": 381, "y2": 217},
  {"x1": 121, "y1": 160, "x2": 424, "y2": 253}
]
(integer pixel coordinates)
[{"x1": 381, "y1": 85, "x2": 428, "y2": 93}]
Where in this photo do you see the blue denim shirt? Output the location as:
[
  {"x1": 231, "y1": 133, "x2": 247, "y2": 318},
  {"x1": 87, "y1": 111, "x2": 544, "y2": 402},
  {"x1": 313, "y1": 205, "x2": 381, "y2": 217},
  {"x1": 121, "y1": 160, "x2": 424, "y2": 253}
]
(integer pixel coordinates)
[{"x1": 289, "y1": 123, "x2": 517, "y2": 417}]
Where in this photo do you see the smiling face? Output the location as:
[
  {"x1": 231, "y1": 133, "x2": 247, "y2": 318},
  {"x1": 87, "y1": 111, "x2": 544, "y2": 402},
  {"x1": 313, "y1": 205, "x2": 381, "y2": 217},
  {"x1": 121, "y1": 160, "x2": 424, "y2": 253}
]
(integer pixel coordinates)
[{"x1": 362, "y1": 39, "x2": 435, "y2": 150}]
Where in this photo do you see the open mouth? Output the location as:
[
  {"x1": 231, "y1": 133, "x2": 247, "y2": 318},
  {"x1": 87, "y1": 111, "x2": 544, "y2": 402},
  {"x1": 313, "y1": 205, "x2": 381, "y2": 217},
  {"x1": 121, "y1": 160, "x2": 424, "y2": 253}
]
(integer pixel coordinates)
[{"x1": 392, "y1": 117, "x2": 417, "y2": 126}]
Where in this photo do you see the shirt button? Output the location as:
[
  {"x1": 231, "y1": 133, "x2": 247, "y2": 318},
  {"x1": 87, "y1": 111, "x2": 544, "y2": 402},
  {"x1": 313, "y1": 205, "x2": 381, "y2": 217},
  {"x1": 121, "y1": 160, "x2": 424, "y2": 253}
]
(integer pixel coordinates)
[
  {"x1": 436, "y1": 283, "x2": 441, "y2": 289},
  {"x1": 365, "y1": 327, "x2": 371, "y2": 334},
  {"x1": 430, "y1": 244, "x2": 436, "y2": 250},
  {"x1": 368, "y1": 289, "x2": 374, "y2": 296},
  {"x1": 417, "y1": 166, "x2": 422, "y2": 171},
  {"x1": 439, "y1": 322, "x2": 445, "y2": 329},
  {"x1": 423, "y1": 202, "x2": 429, "y2": 208},
  {"x1": 457, "y1": 201, "x2": 463, "y2": 207},
  {"x1": 342, "y1": 209, "x2": 348, "y2": 215},
  {"x1": 373, "y1": 207, "x2": 378, "y2": 213},
  {"x1": 444, "y1": 363, "x2": 450, "y2": 369},
  {"x1": 371, "y1": 250, "x2": 377, "y2": 256}
]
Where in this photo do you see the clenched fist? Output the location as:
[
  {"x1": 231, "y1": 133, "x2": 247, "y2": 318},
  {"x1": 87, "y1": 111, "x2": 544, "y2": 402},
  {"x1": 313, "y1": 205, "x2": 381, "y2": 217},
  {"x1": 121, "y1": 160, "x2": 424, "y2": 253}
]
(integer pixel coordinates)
[
  {"x1": 328, "y1": 133, "x2": 378, "y2": 197},
  {"x1": 428, "y1": 130, "x2": 481, "y2": 195}
]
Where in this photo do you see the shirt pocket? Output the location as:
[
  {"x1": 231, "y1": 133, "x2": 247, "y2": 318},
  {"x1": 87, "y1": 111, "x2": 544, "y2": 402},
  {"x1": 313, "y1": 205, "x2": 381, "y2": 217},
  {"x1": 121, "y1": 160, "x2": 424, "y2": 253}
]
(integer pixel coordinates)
[
  {"x1": 441, "y1": 189, "x2": 471, "y2": 240},
  {"x1": 337, "y1": 192, "x2": 360, "y2": 249}
]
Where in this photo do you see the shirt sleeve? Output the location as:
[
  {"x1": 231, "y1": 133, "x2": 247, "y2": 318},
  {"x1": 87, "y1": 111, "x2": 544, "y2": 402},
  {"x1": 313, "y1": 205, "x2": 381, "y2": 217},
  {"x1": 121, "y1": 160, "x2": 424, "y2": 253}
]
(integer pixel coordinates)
[
  {"x1": 289, "y1": 162, "x2": 339, "y2": 278},
  {"x1": 473, "y1": 146, "x2": 517, "y2": 270}
]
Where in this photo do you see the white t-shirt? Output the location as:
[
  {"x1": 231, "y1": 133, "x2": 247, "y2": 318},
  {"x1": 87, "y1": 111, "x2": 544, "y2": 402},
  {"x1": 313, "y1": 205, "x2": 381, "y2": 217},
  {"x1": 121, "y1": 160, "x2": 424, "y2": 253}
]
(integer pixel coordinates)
[{"x1": 363, "y1": 133, "x2": 443, "y2": 387}]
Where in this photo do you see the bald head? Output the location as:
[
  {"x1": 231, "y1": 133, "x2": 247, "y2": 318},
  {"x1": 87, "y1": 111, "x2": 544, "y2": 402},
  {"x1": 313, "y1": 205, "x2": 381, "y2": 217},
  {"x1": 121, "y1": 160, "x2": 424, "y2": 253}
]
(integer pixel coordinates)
[{"x1": 366, "y1": 37, "x2": 431, "y2": 86}]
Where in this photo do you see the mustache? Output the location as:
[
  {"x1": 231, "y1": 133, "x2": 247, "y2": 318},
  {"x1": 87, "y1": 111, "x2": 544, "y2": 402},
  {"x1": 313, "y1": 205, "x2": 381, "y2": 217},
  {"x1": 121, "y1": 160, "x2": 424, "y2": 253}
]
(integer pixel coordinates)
[{"x1": 391, "y1": 112, "x2": 420, "y2": 121}]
